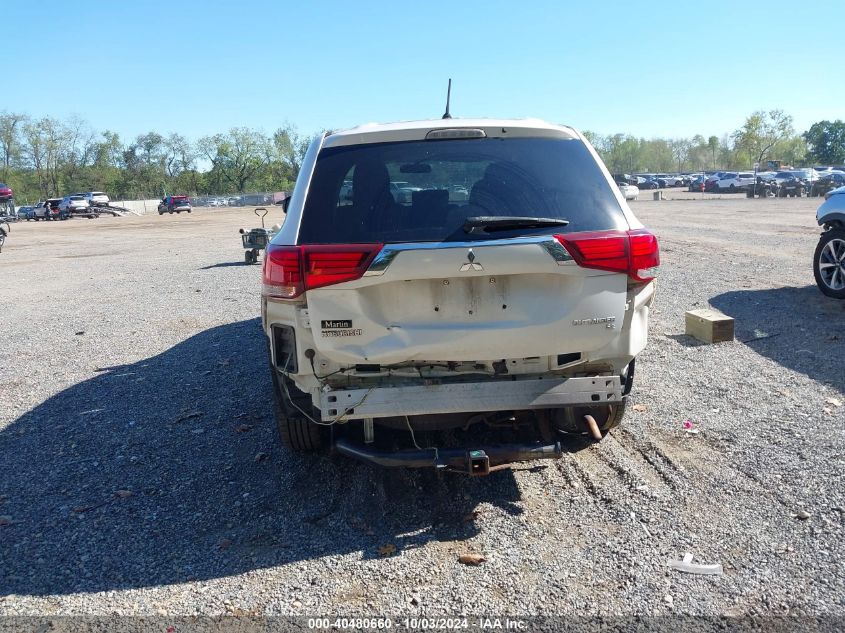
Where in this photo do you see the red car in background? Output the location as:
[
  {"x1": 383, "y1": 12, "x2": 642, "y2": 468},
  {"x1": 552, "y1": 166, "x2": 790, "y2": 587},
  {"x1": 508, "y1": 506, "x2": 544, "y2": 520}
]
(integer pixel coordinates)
[
  {"x1": 703, "y1": 172, "x2": 726, "y2": 192},
  {"x1": 0, "y1": 183, "x2": 13, "y2": 214}
]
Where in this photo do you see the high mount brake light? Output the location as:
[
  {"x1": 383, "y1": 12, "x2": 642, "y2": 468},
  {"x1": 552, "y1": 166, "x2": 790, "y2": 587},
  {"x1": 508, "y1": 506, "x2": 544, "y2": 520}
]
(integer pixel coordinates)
[
  {"x1": 555, "y1": 229, "x2": 660, "y2": 282},
  {"x1": 262, "y1": 244, "x2": 383, "y2": 299},
  {"x1": 425, "y1": 128, "x2": 487, "y2": 140}
]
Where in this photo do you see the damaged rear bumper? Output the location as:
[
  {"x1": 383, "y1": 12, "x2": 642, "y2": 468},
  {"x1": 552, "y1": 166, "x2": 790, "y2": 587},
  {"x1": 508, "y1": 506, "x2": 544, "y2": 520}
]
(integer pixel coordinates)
[
  {"x1": 320, "y1": 375, "x2": 623, "y2": 421},
  {"x1": 333, "y1": 438, "x2": 562, "y2": 475}
]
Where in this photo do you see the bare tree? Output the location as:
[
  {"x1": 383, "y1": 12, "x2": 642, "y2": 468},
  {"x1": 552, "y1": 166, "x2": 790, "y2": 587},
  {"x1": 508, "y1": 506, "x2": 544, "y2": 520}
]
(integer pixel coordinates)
[
  {"x1": 0, "y1": 112, "x2": 28, "y2": 181},
  {"x1": 22, "y1": 117, "x2": 68, "y2": 198},
  {"x1": 163, "y1": 133, "x2": 195, "y2": 178},
  {"x1": 62, "y1": 115, "x2": 98, "y2": 187},
  {"x1": 669, "y1": 138, "x2": 692, "y2": 173},
  {"x1": 273, "y1": 122, "x2": 314, "y2": 182}
]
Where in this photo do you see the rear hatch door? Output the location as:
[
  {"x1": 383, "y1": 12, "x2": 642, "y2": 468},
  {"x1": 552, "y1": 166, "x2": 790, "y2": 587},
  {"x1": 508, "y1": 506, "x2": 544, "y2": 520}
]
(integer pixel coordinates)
[
  {"x1": 305, "y1": 238, "x2": 628, "y2": 364},
  {"x1": 292, "y1": 131, "x2": 635, "y2": 365}
]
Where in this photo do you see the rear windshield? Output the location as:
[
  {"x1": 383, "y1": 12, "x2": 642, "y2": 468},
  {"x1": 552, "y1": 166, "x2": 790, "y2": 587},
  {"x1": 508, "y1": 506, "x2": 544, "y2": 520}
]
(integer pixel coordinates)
[
  {"x1": 172, "y1": 196, "x2": 188, "y2": 202},
  {"x1": 297, "y1": 137, "x2": 627, "y2": 244}
]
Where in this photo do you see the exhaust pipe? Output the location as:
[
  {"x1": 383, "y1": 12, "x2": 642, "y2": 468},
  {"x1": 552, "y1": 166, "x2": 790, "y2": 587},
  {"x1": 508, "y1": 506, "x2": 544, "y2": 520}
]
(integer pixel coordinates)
[{"x1": 333, "y1": 438, "x2": 562, "y2": 475}]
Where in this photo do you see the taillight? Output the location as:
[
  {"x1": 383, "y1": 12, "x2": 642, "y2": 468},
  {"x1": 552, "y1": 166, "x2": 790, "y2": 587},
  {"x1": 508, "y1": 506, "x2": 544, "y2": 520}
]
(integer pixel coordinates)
[
  {"x1": 304, "y1": 245, "x2": 382, "y2": 290},
  {"x1": 262, "y1": 246, "x2": 303, "y2": 299},
  {"x1": 555, "y1": 229, "x2": 659, "y2": 282},
  {"x1": 556, "y1": 231, "x2": 628, "y2": 273},
  {"x1": 628, "y1": 229, "x2": 660, "y2": 281},
  {"x1": 262, "y1": 244, "x2": 382, "y2": 299}
]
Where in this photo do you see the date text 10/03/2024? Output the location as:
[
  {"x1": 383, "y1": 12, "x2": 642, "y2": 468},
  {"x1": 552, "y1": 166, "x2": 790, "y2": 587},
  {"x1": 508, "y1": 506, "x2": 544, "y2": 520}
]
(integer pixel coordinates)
[{"x1": 307, "y1": 618, "x2": 528, "y2": 630}]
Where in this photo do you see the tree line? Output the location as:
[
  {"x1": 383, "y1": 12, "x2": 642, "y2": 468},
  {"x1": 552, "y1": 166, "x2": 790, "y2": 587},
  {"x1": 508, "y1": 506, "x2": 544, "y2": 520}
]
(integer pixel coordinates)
[
  {"x1": 0, "y1": 113, "x2": 316, "y2": 204},
  {"x1": 586, "y1": 111, "x2": 844, "y2": 175},
  {"x1": 1, "y1": 109, "x2": 843, "y2": 204}
]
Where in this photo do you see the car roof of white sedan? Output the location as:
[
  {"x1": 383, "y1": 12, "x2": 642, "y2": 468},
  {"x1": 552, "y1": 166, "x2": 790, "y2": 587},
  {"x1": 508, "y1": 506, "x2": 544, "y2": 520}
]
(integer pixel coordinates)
[{"x1": 323, "y1": 117, "x2": 579, "y2": 148}]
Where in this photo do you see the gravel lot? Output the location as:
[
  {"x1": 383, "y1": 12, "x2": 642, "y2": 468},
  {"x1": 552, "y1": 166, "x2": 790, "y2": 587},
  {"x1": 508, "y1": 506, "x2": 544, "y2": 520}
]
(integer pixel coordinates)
[{"x1": 0, "y1": 196, "x2": 843, "y2": 621}]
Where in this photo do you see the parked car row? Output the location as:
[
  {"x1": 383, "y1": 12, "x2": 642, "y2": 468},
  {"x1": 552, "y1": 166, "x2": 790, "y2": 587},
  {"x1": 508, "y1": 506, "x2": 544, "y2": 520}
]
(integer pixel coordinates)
[
  {"x1": 682, "y1": 168, "x2": 839, "y2": 194},
  {"x1": 617, "y1": 173, "x2": 695, "y2": 188},
  {"x1": 191, "y1": 194, "x2": 275, "y2": 207},
  {"x1": 615, "y1": 167, "x2": 841, "y2": 195}
]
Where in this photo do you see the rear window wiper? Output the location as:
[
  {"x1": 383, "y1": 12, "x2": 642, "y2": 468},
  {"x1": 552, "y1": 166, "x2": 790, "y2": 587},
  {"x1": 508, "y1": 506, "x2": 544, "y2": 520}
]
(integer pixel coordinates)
[{"x1": 463, "y1": 216, "x2": 569, "y2": 234}]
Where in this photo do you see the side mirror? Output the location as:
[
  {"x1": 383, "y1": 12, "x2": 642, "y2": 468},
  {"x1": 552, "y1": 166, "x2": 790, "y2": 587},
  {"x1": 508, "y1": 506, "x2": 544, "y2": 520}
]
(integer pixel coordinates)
[{"x1": 282, "y1": 196, "x2": 292, "y2": 214}]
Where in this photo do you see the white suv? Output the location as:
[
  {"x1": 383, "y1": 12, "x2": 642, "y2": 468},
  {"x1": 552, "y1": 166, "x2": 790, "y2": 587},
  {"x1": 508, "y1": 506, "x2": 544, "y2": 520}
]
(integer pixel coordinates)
[
  {"x1": 262, "y1": 118, "x2": 659, "y2": 475},
  {"x1": 716, "y1": 172, "x2": 755, "y2": 192},
  {"x1": 58, "y1": 195, "x2": 89, "y2": 212},
  {"x1": 84, "y1": 191, "x2": 110, "y2": 206}
]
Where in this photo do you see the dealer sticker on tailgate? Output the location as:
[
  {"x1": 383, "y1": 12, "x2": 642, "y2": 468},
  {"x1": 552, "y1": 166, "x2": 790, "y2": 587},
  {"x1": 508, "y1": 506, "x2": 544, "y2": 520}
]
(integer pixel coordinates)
[{"x1": 320, "y1": 320, "x2": 362, "y2": 337}]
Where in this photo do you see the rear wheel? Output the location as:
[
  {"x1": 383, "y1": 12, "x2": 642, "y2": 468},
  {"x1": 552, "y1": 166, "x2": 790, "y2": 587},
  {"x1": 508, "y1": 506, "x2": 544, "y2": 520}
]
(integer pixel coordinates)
[
  {"x1": 554, "y1": 398, "x2": 627, "y2": 440},
  {"x1": 814, "y1": 229, "x2": 845, "y2": 299},
  {"x1": 270, "y1": 367, "x2": 324, "y2": 451}
]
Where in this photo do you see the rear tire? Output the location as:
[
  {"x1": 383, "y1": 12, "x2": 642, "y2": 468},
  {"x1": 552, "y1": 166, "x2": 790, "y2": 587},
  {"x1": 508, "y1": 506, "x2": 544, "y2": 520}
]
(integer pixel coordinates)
[
  {"x1": 555, "y1": 398, "x2": 627, "y2": 439},
  {"x1": 270, "y1": 368, "x2": 324, "y2": 452}
]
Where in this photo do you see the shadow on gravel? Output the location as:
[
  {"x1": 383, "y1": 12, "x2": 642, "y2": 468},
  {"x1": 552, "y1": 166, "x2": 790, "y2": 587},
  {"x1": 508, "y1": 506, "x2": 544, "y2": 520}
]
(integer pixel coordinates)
[
  {"x1": 199, "y1": 262, "x2": 253, "y2": 270},
  {"x1": 711, "y1": 285, "x2": 845, "y2": 392},
  {"x1": 665, "y1": 334, "x2": 708, "y2": 348},
  {"x1": 0, "y1": 318, "x2": 523, "y2": 596}
]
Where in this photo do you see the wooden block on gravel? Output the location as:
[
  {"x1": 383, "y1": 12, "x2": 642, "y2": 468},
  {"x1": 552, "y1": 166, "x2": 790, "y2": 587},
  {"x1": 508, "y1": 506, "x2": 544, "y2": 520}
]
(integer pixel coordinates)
[{"x1": 685, "y1": 308, "x2": 734, "y2": 343}]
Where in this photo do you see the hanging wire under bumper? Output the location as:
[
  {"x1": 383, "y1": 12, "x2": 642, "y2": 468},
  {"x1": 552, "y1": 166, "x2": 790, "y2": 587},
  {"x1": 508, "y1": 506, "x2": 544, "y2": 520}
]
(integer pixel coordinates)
[{"x1": 332, "y1": 438, "x2": 562, "y2": 475}]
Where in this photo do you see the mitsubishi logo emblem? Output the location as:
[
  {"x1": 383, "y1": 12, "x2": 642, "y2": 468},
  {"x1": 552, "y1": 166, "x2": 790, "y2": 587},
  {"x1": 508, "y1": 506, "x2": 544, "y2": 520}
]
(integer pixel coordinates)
[{"x1": 459, "y1": 249, "x2": 484, "y2": 272}]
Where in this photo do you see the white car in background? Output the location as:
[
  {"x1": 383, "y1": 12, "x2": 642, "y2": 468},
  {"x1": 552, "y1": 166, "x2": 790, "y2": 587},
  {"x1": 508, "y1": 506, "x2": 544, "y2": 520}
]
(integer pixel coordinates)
[
  {"x1": 261, "y1": 117, "x2": 660, "y2": 474},
  {"x1": 58, "y1": 195, "x2": 90, "y2": 212},
  {"x1": 84, "y1": 191, "x2": 110, "y2": 206},
  {"x1": 715, "y1": 172, "x2": 755, "y2": 192},
  {"x1": 792, "y1": 168, "x2": 819, "y2": 183},
  {"x1": 617, "y1": 182, "x2": 639, "y2": 200},
  {"x1": 654, "y1": 174, "x2": 683, "y2": 187}
]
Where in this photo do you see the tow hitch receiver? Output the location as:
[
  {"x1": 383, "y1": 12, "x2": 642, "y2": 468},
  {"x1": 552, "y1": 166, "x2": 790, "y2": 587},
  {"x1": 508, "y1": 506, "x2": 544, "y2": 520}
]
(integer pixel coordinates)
[
  {"x1": 468, "y1": 450, "x2": 490, "y2": 476},
  {"x1": 467, "y1": 451, "x2": 490, "y2": 477}
]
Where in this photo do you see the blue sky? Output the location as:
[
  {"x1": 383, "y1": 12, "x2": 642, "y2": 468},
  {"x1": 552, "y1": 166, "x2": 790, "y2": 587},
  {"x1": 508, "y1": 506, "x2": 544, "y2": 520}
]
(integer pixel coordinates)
[{"x1": 5, "y1": 0, "x2": 843, "y2": 142}]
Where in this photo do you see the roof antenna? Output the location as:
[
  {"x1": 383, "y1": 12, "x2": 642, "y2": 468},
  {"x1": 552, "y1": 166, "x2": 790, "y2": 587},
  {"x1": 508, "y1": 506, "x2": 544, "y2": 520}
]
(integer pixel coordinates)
[{"x1": 442, "y1": 78, "x2": 452, "y2": 119}]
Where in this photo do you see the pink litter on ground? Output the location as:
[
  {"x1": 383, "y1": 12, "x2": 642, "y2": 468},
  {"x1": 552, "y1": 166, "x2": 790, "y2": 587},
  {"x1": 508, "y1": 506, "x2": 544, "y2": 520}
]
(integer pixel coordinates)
[{"x1": 683, "y1": 420, "x2": 694, "y2": 429}]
